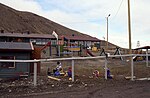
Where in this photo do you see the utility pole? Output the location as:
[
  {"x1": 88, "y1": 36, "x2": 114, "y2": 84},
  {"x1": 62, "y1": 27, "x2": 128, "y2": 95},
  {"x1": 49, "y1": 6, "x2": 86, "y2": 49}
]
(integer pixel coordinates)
[
  {"x1": 128, "y1": 0, "x2": 132, "y2": 54},
  {"x1": 128, "y1": 0, "x2": 134, "y2": 81},
  {"x1": 106, "y1": 14, "x2": 111, "y2": 50}
]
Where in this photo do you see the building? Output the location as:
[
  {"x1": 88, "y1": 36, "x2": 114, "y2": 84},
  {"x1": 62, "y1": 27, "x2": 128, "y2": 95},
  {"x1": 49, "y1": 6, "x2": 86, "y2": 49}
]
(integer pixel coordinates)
[
  {"x1": 0, "y1": 31, "x2": 101, "y2": 57},
  {"x1": 0, "y1": 32, "x2": 56, "y2": 58},
  {"x1": 0, "y1": 31, "x2": 101, "y2": 78},
  {"x1": 0, "y1": 42, "x2": 34, "y2": 78}
]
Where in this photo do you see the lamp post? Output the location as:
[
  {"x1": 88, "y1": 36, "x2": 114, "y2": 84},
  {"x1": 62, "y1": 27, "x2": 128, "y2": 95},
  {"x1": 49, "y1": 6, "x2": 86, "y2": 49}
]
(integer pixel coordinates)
[{"x1": 106, "y1": 14, "x2": 111, "y2": 50}]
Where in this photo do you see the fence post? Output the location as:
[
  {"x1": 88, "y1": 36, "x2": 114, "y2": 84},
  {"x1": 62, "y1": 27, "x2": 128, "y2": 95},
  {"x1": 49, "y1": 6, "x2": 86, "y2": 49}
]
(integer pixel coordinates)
[
  {"x1": 104, "y1": 58, "x2": 108, "y2": 80},
  {"x1": 131, "y1": 55, "x2": 134, "y2": 81},
  {"x1": 58, "y1": 45, "x2": 60, "y2": 57},
  {"x1": 72, "y1": 59, "x2": 75, "y2": 82},
  {"x1": 34, "y1": 62, "x2": 37, "y2": 86},
  {"x1": 146, "y1": 49, "x2": 149, "y2": 67}
]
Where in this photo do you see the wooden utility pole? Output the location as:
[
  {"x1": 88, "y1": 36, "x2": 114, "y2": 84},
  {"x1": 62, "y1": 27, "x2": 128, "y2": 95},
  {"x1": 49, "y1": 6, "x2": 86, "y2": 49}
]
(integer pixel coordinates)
[
  {"x1": 128, "y1": 0, "x2": 134, "y2": 81},
  {"x1": 128, "y1": 0, "x2": 132, "y2": 54}
]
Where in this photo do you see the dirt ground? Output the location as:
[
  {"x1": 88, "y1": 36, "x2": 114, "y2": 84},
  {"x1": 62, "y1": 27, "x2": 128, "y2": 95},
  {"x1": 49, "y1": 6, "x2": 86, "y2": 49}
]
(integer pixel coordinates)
[
  {"x1": 23, "y1": 80, "x2": 150, "y2": 98},
  {"x1": 0, "y1": 59, "x2": 150, "y2": 98}
]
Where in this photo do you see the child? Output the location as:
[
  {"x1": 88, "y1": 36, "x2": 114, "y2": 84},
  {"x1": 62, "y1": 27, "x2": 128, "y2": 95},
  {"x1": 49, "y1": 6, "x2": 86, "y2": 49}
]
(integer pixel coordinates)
[
  {"x1": 53, "y1": 62, "x2": 62, "y2": 76},
  {"x1": 107, "y1": 69, "x2": 112, "y2": 79},
  {"x1": 93, "y1": 70, "x2": 100, "y2": 77},
  {"x1": 67, "y1": 67, "x2": 72, "y2": 77},
  {"x1": 56, "y1": 62, "x2": 62, "y2": 71},
  {"x1": 47, "y1": 67, "x2": 51, "y2": 76}
]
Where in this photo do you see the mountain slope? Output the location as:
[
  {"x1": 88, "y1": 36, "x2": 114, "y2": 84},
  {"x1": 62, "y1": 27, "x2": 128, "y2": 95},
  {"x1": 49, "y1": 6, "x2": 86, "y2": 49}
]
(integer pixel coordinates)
[
  {"x1": 0, "y1": 3, "x2": 87, "y2": 36},
  {"x1": 0, "y1": 3, "x2": 126, "y2": 50}
]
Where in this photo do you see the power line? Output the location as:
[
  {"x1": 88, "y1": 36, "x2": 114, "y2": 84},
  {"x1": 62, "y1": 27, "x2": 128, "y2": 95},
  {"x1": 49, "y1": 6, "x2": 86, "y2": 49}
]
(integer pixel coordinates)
[
  {"x1": 59, "y1": 19, "x2": 99, "y2": 24},
  {"x1": 53, "y1": 1, "x2": 125, "y2": 24},
  {"x1": 112, "y1": 0, "x2": 124, "y2": 19}
]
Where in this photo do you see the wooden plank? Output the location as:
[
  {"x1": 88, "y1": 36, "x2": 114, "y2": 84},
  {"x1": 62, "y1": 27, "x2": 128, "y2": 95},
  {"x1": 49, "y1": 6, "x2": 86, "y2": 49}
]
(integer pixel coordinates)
[
  {"x1": 48, "y1": 76, "x2": 61, "y2": 81},
  {"x1": 136, "y1": 77, "x2": 150, "y2": 81},
  {"x1": 125, "y1": 76, "x2": 136, "y2": 80},
  {"x1": 68, "y1": 47, "x2": 80, "y2": 52}
]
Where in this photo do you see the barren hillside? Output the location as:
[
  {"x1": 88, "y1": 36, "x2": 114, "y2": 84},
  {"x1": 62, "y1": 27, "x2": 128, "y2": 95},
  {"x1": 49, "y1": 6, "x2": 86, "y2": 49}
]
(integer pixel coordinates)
[
  {"x1": 0, "y1": 3, "x2": 126, "y2": 50},
  {"x1": 0, "y1": 3, "x2": 89, "y2": 37}
]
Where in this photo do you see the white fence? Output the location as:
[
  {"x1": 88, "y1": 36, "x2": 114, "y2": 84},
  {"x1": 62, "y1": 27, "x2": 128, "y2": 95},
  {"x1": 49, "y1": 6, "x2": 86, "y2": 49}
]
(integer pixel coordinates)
[{"x1": 0, "y1": 54, "x2": 149, "y2": 86}]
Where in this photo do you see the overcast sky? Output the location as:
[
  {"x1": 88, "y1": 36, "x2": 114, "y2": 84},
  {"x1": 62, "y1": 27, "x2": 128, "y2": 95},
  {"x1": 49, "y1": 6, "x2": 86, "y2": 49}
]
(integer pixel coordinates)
[{"x1": 0, "y1": 0, "x2": 150, "y2": 48}]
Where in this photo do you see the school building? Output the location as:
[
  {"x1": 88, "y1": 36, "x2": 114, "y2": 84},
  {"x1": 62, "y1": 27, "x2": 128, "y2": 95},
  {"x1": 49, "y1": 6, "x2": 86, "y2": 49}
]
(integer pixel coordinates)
[{"x1": 0, "y1": 30, "x2": 100, "y2": 78}]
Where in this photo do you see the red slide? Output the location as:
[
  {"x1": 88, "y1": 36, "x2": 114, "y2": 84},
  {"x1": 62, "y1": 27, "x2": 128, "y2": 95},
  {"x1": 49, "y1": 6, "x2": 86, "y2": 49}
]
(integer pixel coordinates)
[{"x1": 86, "y1": 49, "x2": 95, "y2": 57}]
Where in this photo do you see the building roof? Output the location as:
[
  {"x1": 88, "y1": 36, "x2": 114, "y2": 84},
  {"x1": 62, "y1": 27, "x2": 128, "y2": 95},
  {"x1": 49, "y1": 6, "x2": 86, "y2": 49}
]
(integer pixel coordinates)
[
  {"x1": 134, "y1": 46, "x2": 150, "y2": 50},
  {"x1": 0, "y1": 32, "x2": 100, "y2": 42},
  {"x1": 0, "y1": 32, "x2": 55, "y2": 39},
  {"x1": 63, "y1": 35, "x2": 100, "y2": 42},
  {"x1": 0, "y1": 42, "x2": 34, "y2": 51}
]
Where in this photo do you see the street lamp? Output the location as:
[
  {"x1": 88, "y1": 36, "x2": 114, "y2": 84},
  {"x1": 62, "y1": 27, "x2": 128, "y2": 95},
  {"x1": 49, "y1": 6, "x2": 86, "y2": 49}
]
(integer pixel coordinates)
[{"x1": 106, "y1": 14, "x2": 111, "y2": 50}]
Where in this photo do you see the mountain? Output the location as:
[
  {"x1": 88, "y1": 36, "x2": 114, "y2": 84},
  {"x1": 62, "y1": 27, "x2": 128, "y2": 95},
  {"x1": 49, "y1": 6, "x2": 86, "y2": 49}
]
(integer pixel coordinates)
[
  {"x1": 0, "y1": 3, "x2": 127, "y2": 51},
  {"x1": 0, "y1": 3, "x2": 89, "y2": 37}
]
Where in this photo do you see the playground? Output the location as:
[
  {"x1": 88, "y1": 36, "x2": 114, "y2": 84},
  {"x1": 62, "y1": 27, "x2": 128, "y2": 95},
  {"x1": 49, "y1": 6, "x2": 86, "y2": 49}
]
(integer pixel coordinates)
[
  {"x1": 0, "y1": 44, "x2": 150, "y2": 97},
  {"x1": 0, "y1": 57, "x2": 150, "y2": 98}
]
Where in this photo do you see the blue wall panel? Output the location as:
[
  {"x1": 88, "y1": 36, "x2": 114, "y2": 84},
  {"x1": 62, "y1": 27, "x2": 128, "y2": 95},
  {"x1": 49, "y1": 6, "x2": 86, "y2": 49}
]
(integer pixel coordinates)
[{"x1": 0, "y1": 52, "x2": 31, "y2": 78}]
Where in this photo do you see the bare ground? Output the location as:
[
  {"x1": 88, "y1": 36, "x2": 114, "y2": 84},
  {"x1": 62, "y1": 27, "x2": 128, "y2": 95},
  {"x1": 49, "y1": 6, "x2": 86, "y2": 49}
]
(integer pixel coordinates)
[{"x1": 0, "y1": 59, "x2": 150, "y2": 98}]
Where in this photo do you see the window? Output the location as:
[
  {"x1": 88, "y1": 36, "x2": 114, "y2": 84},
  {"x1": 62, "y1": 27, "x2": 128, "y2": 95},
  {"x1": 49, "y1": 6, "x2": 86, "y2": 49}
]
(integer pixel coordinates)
[
  {"x1": 0, "y1": 56, "x2": 15, "y2": 68},
  {"x1": 36, "y1": 39, "x2": 42, "y2": 45},
  {"x1": 51, "y1": 40, "x2": 57, "y2": 46},
  {"x1": 30, "y1": 39, "x2": 36, "y2": 43},
  {"x1": 41, "y1": 39, "x2": 47, "y2": 45},
  {"x1": 30, "y1": 38, "x2": 51, "y2": 45}
]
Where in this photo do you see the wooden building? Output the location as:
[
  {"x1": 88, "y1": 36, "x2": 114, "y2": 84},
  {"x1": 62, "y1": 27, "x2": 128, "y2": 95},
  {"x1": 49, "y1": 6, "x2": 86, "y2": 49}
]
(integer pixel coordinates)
[
  {"x1": 0, "y1": 32, "x2": 56, "y2": 58},
  {"x1": 0, "y1": 42, "x2": 34, "y2": 78},
  {"x1": 0, "y1": 31, "x2": 101, "y2": 78}
]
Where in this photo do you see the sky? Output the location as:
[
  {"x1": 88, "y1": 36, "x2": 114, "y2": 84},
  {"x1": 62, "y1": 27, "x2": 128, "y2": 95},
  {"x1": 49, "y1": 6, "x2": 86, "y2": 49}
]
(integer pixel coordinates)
[{"x1": 0, "y1": 0, "x2": 150, "y2": 49}]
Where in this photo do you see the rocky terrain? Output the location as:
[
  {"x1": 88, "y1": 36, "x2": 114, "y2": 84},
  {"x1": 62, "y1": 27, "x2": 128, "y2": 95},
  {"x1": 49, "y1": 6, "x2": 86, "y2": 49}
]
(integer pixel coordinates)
[{"x1": 0, "y1": 59, "x2": 150, "y2": 98}]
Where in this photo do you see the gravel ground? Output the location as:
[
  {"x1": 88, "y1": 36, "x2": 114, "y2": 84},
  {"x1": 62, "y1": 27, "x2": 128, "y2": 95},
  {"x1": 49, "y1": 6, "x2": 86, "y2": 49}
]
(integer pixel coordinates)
[
  {"x1": 0, "y1": 76, "x2": 150, "y2": 98},
  {"x1": 0, "y1": 59, "x2": 150, "y2": 98}
]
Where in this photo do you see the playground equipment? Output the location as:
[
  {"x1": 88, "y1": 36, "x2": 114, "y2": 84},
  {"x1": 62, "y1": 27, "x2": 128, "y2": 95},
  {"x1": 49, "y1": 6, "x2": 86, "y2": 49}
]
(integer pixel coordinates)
[
  {"x1": 133, "y1": 49, "x2": 144, "y2": 61},
  {"x1": 113, "y1": 47, "x2": 123, "y2": 61},
  {"x1": 133, "y1": 56, "x2": 144, "y2": 61},
  {"x1": 67, "y1": 46, "x2": 80, "y2": 52},
  {"x1": 61, "y1": 43, "x2": 81, "y2": 56},
  {"x1": 99, "y1": 48, "x2": 107, "y2": 56},
  {"x1": 92, "y1": 47, "x2": 98, "y2": 51},
  {"x1": 86, "y1": 49, "x2": 95, "y2": 57},
  {"x1": 92, "y1": 43, "x2": 100, "y2": 52},
  {"x1": 40, "y1": 42, "x2": 51, "y2": 51},
  {"x1": 40, "y1": 41, "x2": 51, "y2": 57},
  {"x1": 134, "y1": 46, "x2": 150, "y2": 63}
]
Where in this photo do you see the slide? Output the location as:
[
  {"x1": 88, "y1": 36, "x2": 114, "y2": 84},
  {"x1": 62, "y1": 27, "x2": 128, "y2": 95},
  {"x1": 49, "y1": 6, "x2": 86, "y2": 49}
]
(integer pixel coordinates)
[
  {"x1": 86, "y1": 49, "x2": 95, "y2": 57},
  {"x1": 133, "y1": 56, "x2": 143, "y2": 61}
]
